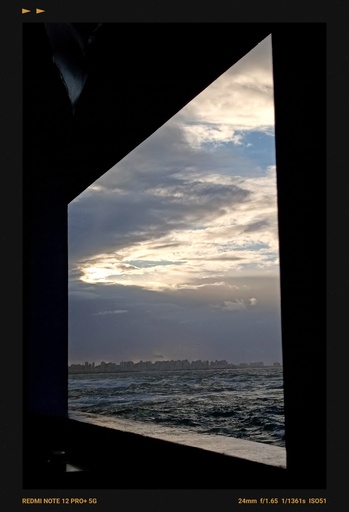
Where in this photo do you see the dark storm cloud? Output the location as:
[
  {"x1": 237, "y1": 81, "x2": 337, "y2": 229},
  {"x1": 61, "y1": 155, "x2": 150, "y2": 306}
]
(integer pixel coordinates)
[
  {"x1": 91, "y1": 121, "x2": 260, "y2": 189},
  {"x1": 68, "y1": 120, "x2": 254, "y2": 263},
  {"x1": 68, "y1": 275, "x2": 282, "y2": 365}
]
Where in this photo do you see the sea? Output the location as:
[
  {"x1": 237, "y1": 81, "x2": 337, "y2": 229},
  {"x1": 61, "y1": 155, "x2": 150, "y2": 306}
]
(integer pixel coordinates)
[{"x1": 68, "y1": 366, "x2": 285, "y2": 449}]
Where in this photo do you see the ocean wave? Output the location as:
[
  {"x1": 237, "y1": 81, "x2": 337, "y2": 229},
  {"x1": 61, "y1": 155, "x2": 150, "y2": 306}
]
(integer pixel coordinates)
[{"x1": 69, "y1": 367, "x2": 285, "y2": 447}]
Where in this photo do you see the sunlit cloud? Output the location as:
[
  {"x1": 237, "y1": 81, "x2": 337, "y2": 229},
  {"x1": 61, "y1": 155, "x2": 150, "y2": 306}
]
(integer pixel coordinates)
[
  {"x1": 72, "y1": 163, "x2": 279, "y2": 291},
  {"x1": 177, "y1": 36, "x2": 274, "y2": 147}
]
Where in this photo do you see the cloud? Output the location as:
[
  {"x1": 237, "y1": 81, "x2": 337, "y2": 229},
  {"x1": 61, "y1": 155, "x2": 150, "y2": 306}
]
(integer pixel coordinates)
[
  {"x1": 68, "y1": 290, "x2": 100, "y2": 300},
  {"x1": 153, "y1": 353, "x2": 166, "y2": 359},
  {"x1": 212, "y1": 296, "x2": 258, "y2": 312},
  {"x1": 93, "y1": 309, "x2": 128, "y2": 316},
  {"x1": 68, "y1": 160, "x2": 279, "y2": 291},
  {"x1": 68, "y1": 275, "x2": 282, "y2": 365},
  {"x1": 218, "y1": 300, "x2": 246, "y2": 312}
]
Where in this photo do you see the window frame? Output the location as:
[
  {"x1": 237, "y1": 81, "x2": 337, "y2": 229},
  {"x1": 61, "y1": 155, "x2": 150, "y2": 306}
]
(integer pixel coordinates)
[{"x1": 23, "y1": 22, "x2": 326, "y2": 490}]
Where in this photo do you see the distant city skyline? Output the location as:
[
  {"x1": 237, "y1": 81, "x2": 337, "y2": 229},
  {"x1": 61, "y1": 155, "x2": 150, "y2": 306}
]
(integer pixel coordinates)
[
  {"x1": 68, "y1": 35, "x2": 283, "y2": 366},
  {"x1": 69, "y1": 357, "x2": 282, "y2": 366},
  {"x1": 69, "y1": 358, "x2": 282, "y2": 374}
]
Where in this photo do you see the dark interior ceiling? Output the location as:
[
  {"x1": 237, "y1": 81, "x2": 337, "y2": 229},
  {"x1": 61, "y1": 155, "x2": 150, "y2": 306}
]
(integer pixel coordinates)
[{"x1": 24, "y1": 23, "x2": 272, "y2": 204}]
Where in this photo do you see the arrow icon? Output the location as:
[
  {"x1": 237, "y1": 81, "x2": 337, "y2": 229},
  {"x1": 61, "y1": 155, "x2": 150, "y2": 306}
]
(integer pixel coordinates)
[
  {"x1": 22, "y1": 8, "x2": 31, "y2": 13},
  {"x1": 36, "y1": 8, "x2": 45, "y2": 14}
]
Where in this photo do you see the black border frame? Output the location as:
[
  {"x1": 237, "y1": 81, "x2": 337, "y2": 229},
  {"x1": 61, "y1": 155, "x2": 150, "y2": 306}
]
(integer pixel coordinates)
[{"x1": 2, "y1": 1, "x2": 344, "y2": 510}]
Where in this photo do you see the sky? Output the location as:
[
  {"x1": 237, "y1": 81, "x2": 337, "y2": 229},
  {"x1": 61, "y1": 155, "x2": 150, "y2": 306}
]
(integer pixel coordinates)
[{"x1": 68, "y1": 35, "x2": 283, "y2": 366}]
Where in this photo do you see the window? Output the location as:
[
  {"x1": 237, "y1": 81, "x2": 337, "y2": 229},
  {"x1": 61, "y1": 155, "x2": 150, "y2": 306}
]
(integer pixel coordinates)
[{"x1": 68, "y1": 35, "x2": 285, "y2": 467}]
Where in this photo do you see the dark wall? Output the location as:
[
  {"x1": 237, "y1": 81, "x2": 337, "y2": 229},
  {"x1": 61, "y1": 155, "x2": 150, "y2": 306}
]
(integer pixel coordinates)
[
  {"x1": 22, "y1": 20, "x2": 272, "y2": 419},
  {"x1": 272, "y1": 24, "x2": 326, "y2": 484}
]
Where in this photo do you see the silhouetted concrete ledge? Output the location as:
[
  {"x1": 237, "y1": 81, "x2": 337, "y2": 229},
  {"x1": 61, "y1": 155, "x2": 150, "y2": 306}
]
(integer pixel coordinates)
[{"x1": 69, "y1": 412, "x2": 286, "y2": 469}]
